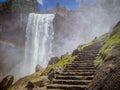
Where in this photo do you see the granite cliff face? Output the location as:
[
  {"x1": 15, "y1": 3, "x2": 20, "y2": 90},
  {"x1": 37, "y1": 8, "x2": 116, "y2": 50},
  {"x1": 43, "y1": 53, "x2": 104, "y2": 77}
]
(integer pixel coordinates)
[
  {"x1": 0, "y1": 0, "x2": 39, "y2": 46},
  {"x1": 0, "y1": 0, "x2": 39, "y2": 79}
]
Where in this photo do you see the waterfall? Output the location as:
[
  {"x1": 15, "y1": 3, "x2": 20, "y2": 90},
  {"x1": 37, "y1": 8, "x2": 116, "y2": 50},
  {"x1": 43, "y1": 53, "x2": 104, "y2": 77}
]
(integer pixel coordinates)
[{"x1": 24, "y1": 13, "x2": 55, "y2": 74}]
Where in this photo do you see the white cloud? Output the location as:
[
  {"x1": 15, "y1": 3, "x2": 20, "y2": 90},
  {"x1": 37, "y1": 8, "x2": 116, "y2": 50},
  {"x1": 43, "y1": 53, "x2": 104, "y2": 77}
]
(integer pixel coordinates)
[{"x1": 37, "y1": 0, "x2": 44, "y2": 5}]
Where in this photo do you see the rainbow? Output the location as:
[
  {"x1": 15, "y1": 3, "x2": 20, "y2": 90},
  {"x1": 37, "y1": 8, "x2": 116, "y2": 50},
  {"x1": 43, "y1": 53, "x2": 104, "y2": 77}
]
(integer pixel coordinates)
[{"x1": 0, "y1": 40, "x2": 16, "y2": 47}]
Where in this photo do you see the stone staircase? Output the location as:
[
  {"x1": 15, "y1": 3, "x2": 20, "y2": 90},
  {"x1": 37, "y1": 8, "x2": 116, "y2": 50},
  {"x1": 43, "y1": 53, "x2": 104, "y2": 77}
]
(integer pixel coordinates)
[{"x1": 47, "y1": 43, "x2": 102, "y2": 90}]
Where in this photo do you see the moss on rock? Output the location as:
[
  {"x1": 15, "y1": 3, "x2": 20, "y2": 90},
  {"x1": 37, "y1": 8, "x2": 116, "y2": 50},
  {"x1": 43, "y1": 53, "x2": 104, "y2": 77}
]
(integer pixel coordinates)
[
  {"x1": 91, "y1": 22, "x2": 120, "y2": 90},
  {"x1": 42, "y1": 54, "x2": 75, "y2": 75},
  {"x1": 94, "y1": 23, "x2": 120, "y2": 67}
]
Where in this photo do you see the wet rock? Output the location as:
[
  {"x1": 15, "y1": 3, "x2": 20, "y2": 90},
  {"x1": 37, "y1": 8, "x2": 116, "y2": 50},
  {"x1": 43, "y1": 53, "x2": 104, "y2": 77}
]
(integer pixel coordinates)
[
  {"x1": 26, "y1": 82, "x2": 34, "y2": 90},
  {"x1": 48, "y1": 57, "x2": 59, "y2": 66},
  {"x1": 33, "y1": 76, "x2": 49, "y2": 87},
  {"x1": 61, "y1": 53, "x2": 68, "y2": 59},
  {"x1": 0, "y1": 75, "x2": 14, "y2": 90},
  {"x1": 48, "y1": 68, "x2": 55, "y2": 82},
  {"x1": 48, "y1": 67, "x2": 64, "y2": 82},
  {"x1": 35, "y1": 64, "x2": 42, "y2": 72},
  {"x1": 28, "y1": 76, "x2": 49, "y2": 89},
  {"x1": 72, "y1": 49, "x2": 80, "y2": 56}
]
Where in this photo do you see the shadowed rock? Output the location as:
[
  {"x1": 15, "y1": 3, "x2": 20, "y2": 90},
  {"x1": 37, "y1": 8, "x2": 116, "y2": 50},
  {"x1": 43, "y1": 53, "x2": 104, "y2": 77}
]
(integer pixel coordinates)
[
  {"x1": 0, "y1": 75, "x2": 14, "y2": 90},
  {"x1": 48, "y1": 57, "x2": 59, "y2": 66},
  {"x1": 26, "y1": 82, "x2": 34, "y2": 90},
  {"x1": 35, "y1": 64, "x2": 42, "y2": 72}
]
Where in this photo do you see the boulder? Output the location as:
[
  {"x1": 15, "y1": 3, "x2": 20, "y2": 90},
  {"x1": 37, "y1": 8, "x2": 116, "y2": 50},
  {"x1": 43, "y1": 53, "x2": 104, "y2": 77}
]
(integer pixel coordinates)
[
  {"x1": 72, "y1": 49, "x2": 80, "y2": 56},
  {"x1": 25, "y1": 76, "x2": 49, "y2": 89},
  {"x1": 26, "y1": 81, "x2": 34, "y2": 90},
  {"x1": 0, "y1": 75, "x2": 14, "y2": 90},
  {"x1": 61, "y1": 52, "x2": 68, "y2": 59},
  {"x1": 48, "y1": 57, "x2": 59, "y2": 66},
  {"x1": 35, "y1": 64, "x2": 42, "y2": 72}
]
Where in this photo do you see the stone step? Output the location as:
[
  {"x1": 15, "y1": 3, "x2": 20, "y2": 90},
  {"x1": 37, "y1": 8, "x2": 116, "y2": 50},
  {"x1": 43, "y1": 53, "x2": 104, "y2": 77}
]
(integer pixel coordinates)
[
  {"x1": 71, "y1": 62, "x2": 93, "y2": 65},
  {"x1": 67, "y1": 63, "x2": 93, "y2": 66},
  {"x1": 78, "y1": 56, "x2": 96, "y2": 58},
  {"x1": 78, "y1": 58, "x2": 95, "y2": 60},
  {"x1": 72, "y1": 61, "x2": 94, "y2": 63},
  {"x1": 47, "y1": 84, "x2": 87, "y2": 90},
  {"x1": 63, "y1": 69, "x2": 96, "y2": 73},
  {"x1": 81, "y1": 53, "x2": 98, "y2": 55},
  {"x1": 74, "y1": 58, "x2": 94, "y2": 61},
  {"x1": 65, "y1": 66, "x2": 94, "y2": 69},
  {"x1": 55, "y1": 72, "x2": 94, "y2": 76},
  {"x1": 52, "y1": 79, "x2": 91, "y2": 85},
  {"x1": 65, "y1": 65, "x2": 93, "y2": 67},
  {"x1": 55, "y1": 75, "x2": 94, "y2": 80},
  {"x1": 70, "y1": 63, "x2": 93, "y2": 65},
  {"x1": 74, "y1": 58, "x2": 94, "y2": 60},
  {"x1": 64, "y1": 67, "x2": 95, "y2": 70}
]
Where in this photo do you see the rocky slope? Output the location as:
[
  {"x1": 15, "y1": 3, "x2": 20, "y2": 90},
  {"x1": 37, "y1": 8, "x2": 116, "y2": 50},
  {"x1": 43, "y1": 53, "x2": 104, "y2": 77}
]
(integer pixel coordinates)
[
  {"x1": 90, "y1": 21, "x2": 120, "y2": 90},
  {"x1": 8, "y1": 21, "x2": 120, "y2": 90}
]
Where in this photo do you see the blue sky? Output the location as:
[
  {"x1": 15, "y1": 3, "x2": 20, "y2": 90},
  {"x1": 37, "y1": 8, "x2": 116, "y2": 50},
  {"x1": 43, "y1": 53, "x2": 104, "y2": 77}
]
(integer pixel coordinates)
[
  {"x1": 0, "y1": 0, "x2": 6, "y2": 2},
  {"x1": 38, "y1": 0, "x2": 96, "y2": 12},
  {"x1": 0, "y1": 0, "x2": 96, "y2": 12}
]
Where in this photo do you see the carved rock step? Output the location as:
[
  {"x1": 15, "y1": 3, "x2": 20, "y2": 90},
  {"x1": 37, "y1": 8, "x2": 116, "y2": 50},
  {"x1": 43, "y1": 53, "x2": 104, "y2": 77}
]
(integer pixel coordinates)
[
  {"x1": 72, "y1": 61, "x2": 94, "y2": 63},
  {"x1": 47, "y1": 84, "x2": 87, "y2": 90},
  {"x1": 67, "y1": 63, "x2": 93, "y2": 66},
  {"x1": 70, "y1": 63, "x2": 94, "y2": 65},
  {"x1": 80, "y1": 53, "x2": 98, "y2": 55},
  {"x1": 71, "y1": 62, "x2": 94, "y2": 65},
  {"x1": 52, "y1": 79, "x2": 91, "y2": 85},
  {"x1": 64, "y1": 67, "x2": 95, "y2": 70},
  {"x1": 63, "y1": 69, "x2": 96, "y2": 73},
  {"x1": 55, "y1": 75, "x2": 94, "y2": 80},
  {"x1": 65, "y1": 65, "x2": 93, "y2": 67},
  {"x1": 78, "y1": 56, "x2": 96, "y2": 58},
  {"x1": 55, "y1": 72, "x2": 94, "y2": 76},
  {"x1": 78, "y1": 52, "x2": 98, "y2": 54},
  {"x1": 74, "y1": 58, "x2": 95, "y2": 61}
]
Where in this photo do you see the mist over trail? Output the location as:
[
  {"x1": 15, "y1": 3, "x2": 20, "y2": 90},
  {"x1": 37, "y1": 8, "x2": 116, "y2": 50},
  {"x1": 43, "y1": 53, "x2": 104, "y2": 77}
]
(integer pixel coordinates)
[
  {"x1": 53, "y1": 0, "x2": 120, "y2": 56},
  {"x1": 0, "y1": 0, "x2": 120, "y2": 81}
]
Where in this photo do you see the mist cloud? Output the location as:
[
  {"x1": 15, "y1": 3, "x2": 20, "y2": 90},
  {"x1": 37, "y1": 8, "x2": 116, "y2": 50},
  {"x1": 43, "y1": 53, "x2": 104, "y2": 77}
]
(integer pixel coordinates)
[
  {"x1": 53, "y1": 0, "x2": 120, "y2": 56},
  {"x1": 1, "y1": 0, "x2": 120, "y2": 81},
  {"x1": 37, "y1": 0, "x2": 44, "y2": 5}
]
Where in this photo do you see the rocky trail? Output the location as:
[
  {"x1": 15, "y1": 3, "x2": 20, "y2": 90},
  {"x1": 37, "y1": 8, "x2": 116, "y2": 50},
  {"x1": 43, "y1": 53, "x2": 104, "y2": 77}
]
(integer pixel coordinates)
[{"x1": 47, "y1": 42, "x2": 102, "y2": 90}]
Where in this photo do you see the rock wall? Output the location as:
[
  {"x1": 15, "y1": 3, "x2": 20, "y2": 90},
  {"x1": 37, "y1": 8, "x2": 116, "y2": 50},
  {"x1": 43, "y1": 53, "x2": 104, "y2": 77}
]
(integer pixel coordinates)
[
  {"x1": 91, "y1": 21, "x2": 120, "y2": 90},
  {"x1": 0, "y1": 0, "x2": 39, "y2": 78}
]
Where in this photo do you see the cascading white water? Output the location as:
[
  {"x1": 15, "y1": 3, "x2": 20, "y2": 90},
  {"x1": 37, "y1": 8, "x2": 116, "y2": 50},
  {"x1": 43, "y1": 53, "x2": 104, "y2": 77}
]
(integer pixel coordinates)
[{"x1": 24, "y1": 13, "x2": 55, "y2": 74}]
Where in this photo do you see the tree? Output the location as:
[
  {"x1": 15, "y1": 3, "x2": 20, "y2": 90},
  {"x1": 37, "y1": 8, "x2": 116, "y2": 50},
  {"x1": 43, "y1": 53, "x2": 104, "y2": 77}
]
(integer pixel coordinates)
[
  {"x1": 56, "y1": 2, "x2": 60, "y2": 9},
  {"x1": 2, "y1": 0, "x2": 13, "y2": 11},
  {"x1": 45, "y1": 4, "x2": 48, "y2": 12}
]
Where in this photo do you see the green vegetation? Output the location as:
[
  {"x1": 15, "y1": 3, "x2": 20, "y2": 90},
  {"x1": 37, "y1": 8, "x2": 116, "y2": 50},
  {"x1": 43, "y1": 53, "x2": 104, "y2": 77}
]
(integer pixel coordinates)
[
  {"x1": 94, "y1": 56, "x2": 103, "y2": 66},
  {"x1": 100, "y1": 25, "x2": 120, "y2": 57},
  {"x1": 94, "y1": 23, "x2": 120, "y2": 66},
  {"x1": 42, "y1": 55, "x2": 75, "y2": 75}
]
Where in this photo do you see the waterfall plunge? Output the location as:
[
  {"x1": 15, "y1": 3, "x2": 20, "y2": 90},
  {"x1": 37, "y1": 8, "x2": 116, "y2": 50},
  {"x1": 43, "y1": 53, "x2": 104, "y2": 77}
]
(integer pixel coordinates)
[{"x1": 24, "y1": 13, "x2": 55, "y2": 74}]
